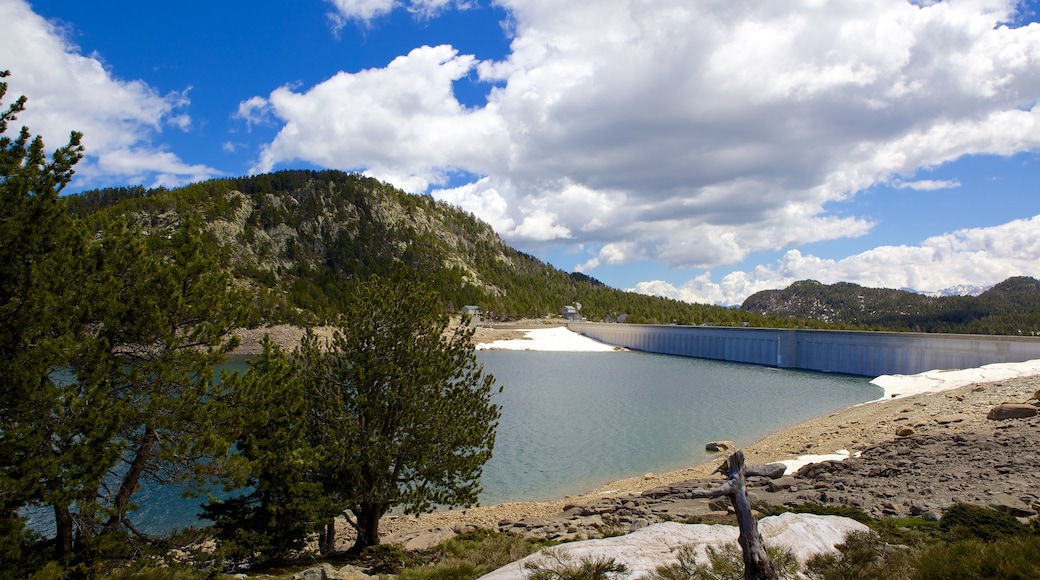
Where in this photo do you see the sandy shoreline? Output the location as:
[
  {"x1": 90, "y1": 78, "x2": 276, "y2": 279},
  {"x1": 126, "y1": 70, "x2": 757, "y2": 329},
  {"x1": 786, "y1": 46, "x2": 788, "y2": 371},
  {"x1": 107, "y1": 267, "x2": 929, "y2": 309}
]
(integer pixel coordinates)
[{"x1": 229, "y1": 323, "x2": 1040, "y2": 546}]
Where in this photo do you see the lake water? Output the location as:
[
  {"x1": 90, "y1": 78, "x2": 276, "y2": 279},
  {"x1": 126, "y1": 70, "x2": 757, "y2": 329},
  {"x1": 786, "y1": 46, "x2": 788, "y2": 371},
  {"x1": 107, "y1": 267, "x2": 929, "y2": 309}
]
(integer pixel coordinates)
[
  {"x1": 26, "y1": 349, "x2": 880, "y2": 535},
  {"x1": 478, "y1": 350, "x2": 878, "y2": 505}
]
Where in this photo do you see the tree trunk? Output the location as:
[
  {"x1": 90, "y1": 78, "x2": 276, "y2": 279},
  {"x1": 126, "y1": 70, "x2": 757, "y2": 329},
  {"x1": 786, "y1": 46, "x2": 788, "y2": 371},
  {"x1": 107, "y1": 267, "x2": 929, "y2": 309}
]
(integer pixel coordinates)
[
  {"x1": 684, "y1": 450, "x2": 778, "y2": 580},
  {"x1": 724, "y1": 451, "x2": 777, "y2": 580},
  {"x1": 318, "y1": 521, "x2": 336, "y2": 555},
  {"x1": 103, "y1": 428, "x2": 156, "y2": 533},
  {"x1": 53, "y1": 502, "x2": 74, "y2": 560},
  {"x1": 350, "y1": 502, "x2": 385, "y2": 553}
]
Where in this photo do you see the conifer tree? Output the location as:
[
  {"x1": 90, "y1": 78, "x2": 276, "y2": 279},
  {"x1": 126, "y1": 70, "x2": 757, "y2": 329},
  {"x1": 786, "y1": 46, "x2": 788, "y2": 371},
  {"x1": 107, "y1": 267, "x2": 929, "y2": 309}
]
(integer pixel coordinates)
[
  {"x1": 300, "y1": 271, "x2": 502, "y2": 552},
  {"x1": 0, "y1": 69, "x2": 98, "y2": 566},
  {"x1": 222, "y1": 271, "x2": 501, "y2": 557},
  {"x1": 1, "y1": 69, "x2": 249, "y2": 568},
  {"x1": 202, "y1": 337, "x2": 342, "y2": 567},
  {"x1": 74, "y1": 217, "x2": 249, "y2": 540}
]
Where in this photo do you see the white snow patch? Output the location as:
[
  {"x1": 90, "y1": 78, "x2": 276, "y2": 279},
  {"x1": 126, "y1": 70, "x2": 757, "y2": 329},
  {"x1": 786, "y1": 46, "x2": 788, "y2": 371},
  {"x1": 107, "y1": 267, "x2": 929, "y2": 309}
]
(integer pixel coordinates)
[
  {"x1": 870, "y1": 358, "x2": 1040, "y2": 401},
  {"x1": 475, "y1": 326, "x2": 619, "y2": 352},
  {"x1": 776, "y1": 449, "x2": 861, "y2": 474}
]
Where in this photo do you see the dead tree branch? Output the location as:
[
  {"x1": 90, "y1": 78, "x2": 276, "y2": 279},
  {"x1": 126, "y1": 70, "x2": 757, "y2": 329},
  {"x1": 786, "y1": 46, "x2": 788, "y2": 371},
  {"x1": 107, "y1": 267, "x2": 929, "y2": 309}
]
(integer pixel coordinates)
[{"x1": 684, "y1": 450, "x2": 778, "y2": 580}]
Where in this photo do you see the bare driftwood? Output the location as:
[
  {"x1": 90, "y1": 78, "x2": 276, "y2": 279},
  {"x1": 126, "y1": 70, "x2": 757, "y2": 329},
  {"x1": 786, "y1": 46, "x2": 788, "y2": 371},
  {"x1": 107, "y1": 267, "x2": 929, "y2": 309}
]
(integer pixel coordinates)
[{"x1": 685, "y1": 450, "x2": 778, "y2": 580}]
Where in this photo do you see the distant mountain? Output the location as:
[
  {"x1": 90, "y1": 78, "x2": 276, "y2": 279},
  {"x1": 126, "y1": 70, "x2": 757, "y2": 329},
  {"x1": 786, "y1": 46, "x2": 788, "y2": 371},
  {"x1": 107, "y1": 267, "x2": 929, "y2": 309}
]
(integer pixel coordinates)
[
  {"x1": 67, "y1": 170, "x2": 788, "y2": 329},
  {"x1": 912, "y1": 284, "x2": 992, "y2": 298},
  {"x1": 741, "y1": 277, "x2": 1040, "y2": 335}
]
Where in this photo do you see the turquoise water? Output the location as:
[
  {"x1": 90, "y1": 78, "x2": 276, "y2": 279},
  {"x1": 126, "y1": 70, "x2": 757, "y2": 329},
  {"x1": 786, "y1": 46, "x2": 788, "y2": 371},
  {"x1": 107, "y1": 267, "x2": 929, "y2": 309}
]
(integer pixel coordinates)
[{"x1": 26, "y1": 349, "x2": 880, "y2": 535}]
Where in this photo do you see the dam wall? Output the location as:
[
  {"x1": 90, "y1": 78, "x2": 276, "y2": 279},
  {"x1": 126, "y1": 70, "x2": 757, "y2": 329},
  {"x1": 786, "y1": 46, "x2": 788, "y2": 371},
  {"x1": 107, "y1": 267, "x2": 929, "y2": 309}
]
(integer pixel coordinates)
[{"x1": 567, "y1": 322, "x2": 1040, "y2": 377}]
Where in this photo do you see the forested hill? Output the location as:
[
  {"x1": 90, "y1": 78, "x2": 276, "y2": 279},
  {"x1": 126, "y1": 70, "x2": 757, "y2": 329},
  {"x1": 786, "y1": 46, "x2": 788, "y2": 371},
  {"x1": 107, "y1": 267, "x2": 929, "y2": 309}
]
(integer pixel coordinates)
[
  {"x1": 740, "y1": 277, "x2": 1040, "y2": 335},
  {"x1": 68, "y1": 170, "x2": 788, "y2": 327}
]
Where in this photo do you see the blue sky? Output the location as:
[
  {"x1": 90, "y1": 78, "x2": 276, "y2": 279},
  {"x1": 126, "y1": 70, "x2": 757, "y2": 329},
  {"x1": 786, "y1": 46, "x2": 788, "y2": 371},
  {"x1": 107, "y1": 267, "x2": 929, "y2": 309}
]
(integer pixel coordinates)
[{"x1": 4, "y1": 0, "x2": 1040, "y2": 305}]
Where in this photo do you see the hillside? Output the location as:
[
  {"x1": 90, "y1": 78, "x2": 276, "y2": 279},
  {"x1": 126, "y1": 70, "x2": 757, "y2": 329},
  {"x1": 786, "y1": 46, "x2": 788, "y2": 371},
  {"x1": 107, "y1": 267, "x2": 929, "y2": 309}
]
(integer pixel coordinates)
[
  {"x1": 68, "y1": 170, "x2": 790, "y2": 328},
  {"x1": 740, "y1": 277, "x2": 1040, "y2": 335}
]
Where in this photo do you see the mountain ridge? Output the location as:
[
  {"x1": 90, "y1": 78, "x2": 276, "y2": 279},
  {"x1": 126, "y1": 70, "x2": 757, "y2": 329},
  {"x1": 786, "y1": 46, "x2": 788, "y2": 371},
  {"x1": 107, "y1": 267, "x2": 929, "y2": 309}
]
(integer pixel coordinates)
[
  {"x1": 68, "y1": 170, "x2": 788, "y2": 329},
  {"x1": 741, "y1": 277, "x2": 1040, "y2": 335}
]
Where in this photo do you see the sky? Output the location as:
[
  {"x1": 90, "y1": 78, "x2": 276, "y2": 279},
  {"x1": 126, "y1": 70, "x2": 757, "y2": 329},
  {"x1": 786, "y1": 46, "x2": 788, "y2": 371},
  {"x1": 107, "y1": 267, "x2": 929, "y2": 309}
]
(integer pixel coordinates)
[{"x1": 3, "y1": 0, "x2": 1040, "y2": 306}]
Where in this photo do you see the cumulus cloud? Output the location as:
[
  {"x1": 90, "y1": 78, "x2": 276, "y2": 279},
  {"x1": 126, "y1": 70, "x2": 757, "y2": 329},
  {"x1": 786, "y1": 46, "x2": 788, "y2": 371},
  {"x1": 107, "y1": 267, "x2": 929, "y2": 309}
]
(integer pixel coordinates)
[
  {"x1": 250, "y1": 44, "x2": 509, "y2": 191},
  {"x1": 633, "y1": 215, "x2": 1040, "y2": 306},
  {"x1": 249, "y1": 0, "x2": 1040, "y2": 275},
  {"x1": 0, "y1": 0, "x2": 220, "y2": 188}
]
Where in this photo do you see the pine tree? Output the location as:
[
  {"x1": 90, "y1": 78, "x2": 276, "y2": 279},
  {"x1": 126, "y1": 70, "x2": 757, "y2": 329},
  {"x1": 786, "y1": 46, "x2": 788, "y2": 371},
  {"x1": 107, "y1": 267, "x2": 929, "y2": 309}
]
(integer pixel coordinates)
[
  {"x1": 304, "y1": 270, "x2": 502, "y2": 552},
  {"x1": 222, "y1": 271, "x2": 502, "y2": 557},
  {"x1": 202, "y1": 337, "x2": 342, "y2": 567},
  {"x1": 74, "y1": 217, "x2": 249, "y2": 541},
  {"x1": 0, "y1": 68, "x2": 96, "y2": 567}
]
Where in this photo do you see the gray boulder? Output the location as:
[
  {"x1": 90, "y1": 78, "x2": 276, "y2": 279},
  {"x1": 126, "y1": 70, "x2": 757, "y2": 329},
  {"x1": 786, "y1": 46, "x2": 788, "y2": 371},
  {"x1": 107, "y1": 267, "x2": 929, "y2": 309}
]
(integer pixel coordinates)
[
  {"x1": 746, "y1": 463, "x2": 787, "y2": 479},
  {"x1": 293, "y1": 563, "x2": 371, "y2": 580}
]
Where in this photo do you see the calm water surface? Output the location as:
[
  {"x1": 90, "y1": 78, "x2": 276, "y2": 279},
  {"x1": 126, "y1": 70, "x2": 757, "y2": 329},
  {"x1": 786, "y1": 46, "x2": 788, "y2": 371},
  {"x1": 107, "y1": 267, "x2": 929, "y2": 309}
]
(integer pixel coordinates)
[
  {"x1": 27, "y1": 349, "x2": 880, "y2": 535},
  {"x1": 478, "y1": 350, "x2": 878, "y2": 505}
]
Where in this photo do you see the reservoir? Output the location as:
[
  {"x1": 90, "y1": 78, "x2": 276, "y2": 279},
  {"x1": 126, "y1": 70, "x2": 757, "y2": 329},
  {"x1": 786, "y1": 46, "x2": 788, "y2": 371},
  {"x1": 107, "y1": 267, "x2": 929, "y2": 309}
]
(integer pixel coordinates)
[
  {"x1": 26, "y1": 349, "x2": 880, "y2": 535},
  {"x1": 478, "y1": 349, "x2": 878, "y2": 505}
]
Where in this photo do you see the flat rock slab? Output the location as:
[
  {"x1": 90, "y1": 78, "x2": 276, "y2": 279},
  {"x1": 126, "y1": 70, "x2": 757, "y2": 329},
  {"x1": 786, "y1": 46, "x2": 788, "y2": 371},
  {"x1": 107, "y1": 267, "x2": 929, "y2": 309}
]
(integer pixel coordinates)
[
  {"x1": 479, "y1": 514, "x2": 868, "y2": 580},
  {"x1": 986, "y1": 404, "x2": 1037, "y2": 420}
]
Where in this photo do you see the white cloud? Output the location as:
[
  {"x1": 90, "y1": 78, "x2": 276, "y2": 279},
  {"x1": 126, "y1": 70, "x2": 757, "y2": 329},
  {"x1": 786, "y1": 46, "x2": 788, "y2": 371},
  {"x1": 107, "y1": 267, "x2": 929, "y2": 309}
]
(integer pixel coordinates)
[
  {"x1": 894, "y1": 178, "x2": 962, "y2": 190},
  {"x1": 0, "y1": 0, "x2": 220, "y2": 188},
  {"x1": 634, "y1": 215, "x2": 1040, "y2": 306},
  {"x1": 248, "y1": 0, "x2": 1040, "y2": 275},
  {"x1": 433, "y1": 176, "x2": 571, "y2": 242},
  {"x1": 325, "y1": 0, "x2": 469, "y2": 27},
  {"x1": 234, "y1": 96, "x2": 274, "y2": 131},
  {"x1": 251, "y1": 44, "x2": 509, "y2": 191},
  {"x1": 326, "y1": 0, "x2": 396, "y2": 23}
]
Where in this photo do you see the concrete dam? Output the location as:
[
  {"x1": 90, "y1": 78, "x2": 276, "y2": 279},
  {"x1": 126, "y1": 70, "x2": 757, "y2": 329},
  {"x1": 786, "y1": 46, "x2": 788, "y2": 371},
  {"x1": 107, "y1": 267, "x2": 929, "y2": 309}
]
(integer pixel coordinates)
[{"x1": 567, "y1": 322, "x2": 1040, "y2": 377}]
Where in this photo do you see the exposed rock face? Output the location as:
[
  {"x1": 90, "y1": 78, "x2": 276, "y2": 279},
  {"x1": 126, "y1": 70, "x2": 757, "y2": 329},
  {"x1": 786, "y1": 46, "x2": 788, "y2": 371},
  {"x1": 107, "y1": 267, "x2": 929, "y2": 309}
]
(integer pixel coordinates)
[{"x1": 482, "y1": 514, "x2": 869, "y2": 580}]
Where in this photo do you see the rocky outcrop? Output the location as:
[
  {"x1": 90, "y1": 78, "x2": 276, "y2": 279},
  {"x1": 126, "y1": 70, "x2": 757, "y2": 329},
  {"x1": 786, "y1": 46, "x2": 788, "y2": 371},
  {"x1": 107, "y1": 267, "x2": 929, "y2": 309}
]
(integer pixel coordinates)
[{"x1": 292, "y1": 563, "x2": 370, "y2": 580}]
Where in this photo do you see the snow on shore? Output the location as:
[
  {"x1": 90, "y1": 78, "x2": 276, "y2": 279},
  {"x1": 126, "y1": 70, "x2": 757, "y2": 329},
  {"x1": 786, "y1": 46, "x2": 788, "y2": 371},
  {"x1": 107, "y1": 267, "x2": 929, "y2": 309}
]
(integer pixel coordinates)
[
  {"x1": 870, "y1": 358, "x2": 1040, "y2": 401},
  {"x1": 475, "y1": 326, "x2": 619, "y2": 352}
]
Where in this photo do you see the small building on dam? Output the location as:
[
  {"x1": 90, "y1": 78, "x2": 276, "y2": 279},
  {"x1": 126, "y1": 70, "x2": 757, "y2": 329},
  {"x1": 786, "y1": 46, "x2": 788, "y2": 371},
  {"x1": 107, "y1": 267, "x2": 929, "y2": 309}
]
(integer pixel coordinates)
[{"x1": 567, "y1": 322, "x2": 1040, "y2": 377}]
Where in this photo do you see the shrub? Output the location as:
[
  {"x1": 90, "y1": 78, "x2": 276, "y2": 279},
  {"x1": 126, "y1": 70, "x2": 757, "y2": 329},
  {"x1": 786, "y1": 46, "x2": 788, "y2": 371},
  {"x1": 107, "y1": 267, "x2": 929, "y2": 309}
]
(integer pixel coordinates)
[
  {"x1": 646, "y1": 543, "x2": 799, "y2": 580},
  {"x1": 523, "y1": 549, "x2": 629, "y2": 580},
  {"x1": 938, "y1": 503, "x2": 1032, "y2": 542},
  {"x1": 911, "y1": 535, "x2": 1040, "y2": 579}
]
